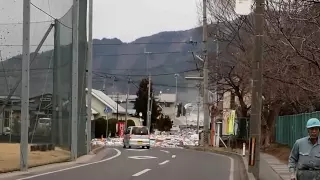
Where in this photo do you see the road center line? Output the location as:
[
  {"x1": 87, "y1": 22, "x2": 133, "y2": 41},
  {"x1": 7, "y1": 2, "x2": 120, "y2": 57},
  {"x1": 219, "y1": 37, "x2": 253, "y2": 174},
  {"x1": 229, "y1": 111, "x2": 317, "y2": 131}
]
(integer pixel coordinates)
[
  {"x1": 16, "y1": 148, "x2": 122, "y2": 180},
  {"x1": 132, "y1": 169, "x2": 151, "y2": 176},
  {"x1": 159, "y1": 160, "x2": 170, "y2": 165},
  {"x1": 172, "y1": 155, "x2": 176, "y2": 158},
  {"x1": 160, "y1": 150, "x2": 170, "y2": 153}
]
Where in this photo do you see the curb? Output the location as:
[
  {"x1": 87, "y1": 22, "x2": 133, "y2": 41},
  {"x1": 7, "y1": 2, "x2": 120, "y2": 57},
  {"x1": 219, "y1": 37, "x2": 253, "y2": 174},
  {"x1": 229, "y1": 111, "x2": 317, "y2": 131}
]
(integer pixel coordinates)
[
  {"x1": 89, "y1": 145, "x2": 106, "y2": 155},
  {"x1": 184, "y1": 146, "x2": 252, "y2": 180},
  {"x1": 268, "y1": 164, "x2": 285, "y2": 180}
]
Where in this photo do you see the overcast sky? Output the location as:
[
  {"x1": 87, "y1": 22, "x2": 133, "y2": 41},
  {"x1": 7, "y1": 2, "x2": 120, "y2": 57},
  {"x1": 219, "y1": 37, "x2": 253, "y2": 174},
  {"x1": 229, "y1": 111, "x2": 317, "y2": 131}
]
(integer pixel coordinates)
[
  {"x1": 93, "y1": 0, "x2": 200, "y2": 42},
  {"x1": 0, "y1": 0, "x2": 199, "y2": 57}
]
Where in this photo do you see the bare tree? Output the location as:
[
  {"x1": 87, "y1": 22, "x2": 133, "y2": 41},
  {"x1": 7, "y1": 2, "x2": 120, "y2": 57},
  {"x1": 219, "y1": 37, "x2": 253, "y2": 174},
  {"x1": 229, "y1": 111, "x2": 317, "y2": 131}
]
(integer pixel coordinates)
[{"x1": 202, "y1": 0, "x2": 320, "y2": 146}]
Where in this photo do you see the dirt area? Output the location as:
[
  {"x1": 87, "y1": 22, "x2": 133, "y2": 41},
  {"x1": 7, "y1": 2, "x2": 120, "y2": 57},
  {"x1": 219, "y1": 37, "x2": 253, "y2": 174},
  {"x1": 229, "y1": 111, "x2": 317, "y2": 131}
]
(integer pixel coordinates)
[
  {"x1": 0, "y1": 143, "x2": 70, "y2": 173},
  {"x1": 262, "y1": 143, "x2": 291, "y2": 164}
]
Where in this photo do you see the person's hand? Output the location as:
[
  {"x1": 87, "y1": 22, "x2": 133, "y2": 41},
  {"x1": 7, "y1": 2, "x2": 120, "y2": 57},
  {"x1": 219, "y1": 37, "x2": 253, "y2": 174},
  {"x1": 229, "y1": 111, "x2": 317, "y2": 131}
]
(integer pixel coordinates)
[{"x1": 290, "y1": 173, "x2": 296, "y2": 180}]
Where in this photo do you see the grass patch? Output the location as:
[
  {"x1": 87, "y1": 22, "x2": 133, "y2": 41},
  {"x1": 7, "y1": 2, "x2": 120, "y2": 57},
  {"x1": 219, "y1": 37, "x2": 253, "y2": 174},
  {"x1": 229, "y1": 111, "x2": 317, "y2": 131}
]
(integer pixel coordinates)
[{"x1": 0, "y1": 143, "x2": 70, "y2": 173}]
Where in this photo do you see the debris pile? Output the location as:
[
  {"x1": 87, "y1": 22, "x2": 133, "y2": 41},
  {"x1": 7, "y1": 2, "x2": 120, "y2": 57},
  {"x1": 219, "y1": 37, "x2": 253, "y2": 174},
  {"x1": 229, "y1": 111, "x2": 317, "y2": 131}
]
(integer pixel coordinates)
[{"x1": 91, "y1": 128, "x2": 200, "y2": 148}]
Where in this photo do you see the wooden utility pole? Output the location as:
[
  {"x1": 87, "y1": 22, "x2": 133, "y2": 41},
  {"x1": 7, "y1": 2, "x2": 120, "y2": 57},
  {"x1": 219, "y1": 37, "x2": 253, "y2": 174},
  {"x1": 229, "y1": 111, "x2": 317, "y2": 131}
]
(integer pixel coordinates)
[
  {"x1": 202, "y1": 0, "x2": 210, "y2": 146},
  {"x1": 249, "y1": 0, "x2": 264, "y2": 178}
]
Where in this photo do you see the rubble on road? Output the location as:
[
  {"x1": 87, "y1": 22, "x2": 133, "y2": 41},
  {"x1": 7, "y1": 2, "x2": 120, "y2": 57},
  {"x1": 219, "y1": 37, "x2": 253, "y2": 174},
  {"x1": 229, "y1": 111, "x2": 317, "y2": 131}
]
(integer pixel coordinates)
[{"x1": 90, "y1": 128, "x2": 199, "y2": 148}]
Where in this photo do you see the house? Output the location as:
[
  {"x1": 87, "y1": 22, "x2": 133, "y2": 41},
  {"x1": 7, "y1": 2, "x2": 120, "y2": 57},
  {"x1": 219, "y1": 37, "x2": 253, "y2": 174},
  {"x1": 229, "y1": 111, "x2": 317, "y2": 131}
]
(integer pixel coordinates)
[
  {"x1": 88, "y1": 89, "x2": 142, "y2": 138},
  {"x1": 0, "y1": 94, "x2": 52, "y2": 135},
  {"x1": 219, "y1": 90, "x2": 251, "y2": 135},
  {"x1": 0, "y1": 89, "x2": 142, "y2": 137},
  {"x1": 109, "y1": 93, "x2": 176, "y2": 119},
  {"x1": 156, "y1": 93, "x2": 176, "y2": 122},
  {"x1": 0, "y1": 95, "x2": 22, "y2": 135},
  {"x1": 89, "y1": 89, "x2": 140, "y2": 124}
]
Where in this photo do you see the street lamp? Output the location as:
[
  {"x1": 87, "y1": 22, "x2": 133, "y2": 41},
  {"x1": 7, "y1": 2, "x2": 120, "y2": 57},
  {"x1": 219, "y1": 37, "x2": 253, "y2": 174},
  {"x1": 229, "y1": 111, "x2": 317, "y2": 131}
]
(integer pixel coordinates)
[
  {"x1": 195, "y1": 54, "x2": 204, "y2": 62},
  {"x1": 139, "y1": 112, "x2": 143, "y2": 126}
]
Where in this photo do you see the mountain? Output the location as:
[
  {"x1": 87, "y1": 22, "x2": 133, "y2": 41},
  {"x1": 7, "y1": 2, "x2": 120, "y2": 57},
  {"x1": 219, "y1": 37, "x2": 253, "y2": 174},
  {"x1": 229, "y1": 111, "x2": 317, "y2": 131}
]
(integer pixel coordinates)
[{"x1": 0, "y1": 27, "x2": 204, "y2": 102}]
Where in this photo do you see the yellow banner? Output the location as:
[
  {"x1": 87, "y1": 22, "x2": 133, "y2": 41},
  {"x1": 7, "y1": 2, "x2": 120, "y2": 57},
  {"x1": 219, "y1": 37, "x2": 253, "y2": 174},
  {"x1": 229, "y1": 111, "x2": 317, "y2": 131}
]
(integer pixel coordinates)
[{"x1": 227, "y1": 110, "x2": 236, "y2": 135}]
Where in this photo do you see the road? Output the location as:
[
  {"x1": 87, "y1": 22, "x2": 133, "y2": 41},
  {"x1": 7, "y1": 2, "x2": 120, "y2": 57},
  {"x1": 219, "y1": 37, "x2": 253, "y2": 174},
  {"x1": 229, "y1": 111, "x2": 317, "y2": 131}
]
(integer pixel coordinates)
[{"x1": 5, "y1": 147, "x2": 236, "y2": 180}]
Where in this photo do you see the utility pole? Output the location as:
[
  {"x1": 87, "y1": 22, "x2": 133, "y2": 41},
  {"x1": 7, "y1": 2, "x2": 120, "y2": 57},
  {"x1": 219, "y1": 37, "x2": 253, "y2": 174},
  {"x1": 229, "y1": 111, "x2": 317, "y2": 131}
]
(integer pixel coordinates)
[
  {"x1": 21, "y1": 0, "x2": 30, "y2": 171},
  {"x1": 202, "y1": 0, "x2": 210, "y2": 146},
  {"x1": 212, "y1": 21, "x2": 220, "y2": 147},
  {"x1": 86, "y1": 0, "x2": 93, "y2": 154},
  {"x1": 102, "y1": 76, "x2": 107, "y2": 93},
  {"x1": 145, "y1": 49, "x2": 151, "y2": 130},
  {"x1": 249, "y1": 0, "x2": 264, "y2": 178},
  {"x1": 111, "y1": 76, "x2": 115, "y2": 100},
  {"x1": 125, "y1": 77, "x2": 131, "y2": 129},
  {"x1": 196, "y1": 83, "x2": 201, "y2": 134},
  {"x1": 116, "y1": 93, "x2": 119, "y2": 122},
  {"x1": 150, "y1": 93, "x2": 153, "y2": 130},
  {"x1": 174, "y1": 74, "x2": 179, "y2": 117},
  {"x1": 147, "y1": 75, "x2": 151, "y2": 129},
  {"x1": 71, "y1": 0, "x2": 79, "y2": 160}
]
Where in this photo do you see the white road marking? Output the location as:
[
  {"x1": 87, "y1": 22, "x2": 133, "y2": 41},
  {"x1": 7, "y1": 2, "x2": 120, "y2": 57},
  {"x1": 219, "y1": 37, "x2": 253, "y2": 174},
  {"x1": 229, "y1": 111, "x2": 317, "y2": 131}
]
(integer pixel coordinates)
[
  {"x1": 132, "y1": 169, "x2": 151, "y2": 177},
  {"x1": 128, "y1": 156, "x2": 157, "y2": 160},
  {"x1": 172, "y1": 155, "x2": 176, "y2": 158},
  {"x1": 126, "y1": 149, "x2": 147, "y2": 152},
  {"x1": 159, "y1": 160, "x2": 170, "y2": 165},
  {"x1": 204, "y1": 152, "x2": 234, "y2": 180},
  {"x1": 16, "y1": 148, "x2": 122, "y2": 180},
  {"x1": 160, "y1": 150, "x2": 170, "y2": 153},
  {"x1": 229, "y1": 156, "x2": 234, "y2": 180}
]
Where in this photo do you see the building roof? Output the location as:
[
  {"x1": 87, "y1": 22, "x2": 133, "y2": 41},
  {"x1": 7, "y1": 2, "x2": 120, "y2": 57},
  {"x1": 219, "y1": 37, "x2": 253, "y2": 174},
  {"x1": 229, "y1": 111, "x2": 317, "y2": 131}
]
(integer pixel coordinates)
[
  {"x1": 85, "y1": 104, "x2": 99, "y2": 115},
  {"x1": 91, "y1": 89, "x2": 126, "y2": 113},
  {"x1": 157, "y1": 93, "x2": 176, "y2": 103},
  {"x1": 108, "y1": 94, "x2": 137, "y2": 102},
  {"x1": 108, "y1": 93, "x2": 176, "y2": 103},
  {"x1": 127, "y1": 109, "x2": 136, "y2": 115}
]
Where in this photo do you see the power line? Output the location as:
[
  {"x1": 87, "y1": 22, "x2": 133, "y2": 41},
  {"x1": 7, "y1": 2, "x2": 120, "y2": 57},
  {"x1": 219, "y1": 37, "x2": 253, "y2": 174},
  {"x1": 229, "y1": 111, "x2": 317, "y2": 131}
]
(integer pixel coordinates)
[
  {"x1": 0, "y1": 42, "x2": 198, "y2": 47},
  {"x1": 93, "y1": 62, "x2": 196, "y2": 71},
  {"x1": 0, "y1": 44, "x2": 53, "y2": 47},
  {"x1": 30, "y1": 2, "x2": 71, "y2": 29},
  {"x1": 0, "y1": 20, "x2": 53, "y2": 25},
  {"x1": 92, "y1": 77, "x2": 195, "y2": 89},
  {"x1": 95, "y1": 51, "x2": 195, "y2": 57},
  {"x1": 94, "y1": 69, "x2": 199, "y2": 77},
  {"x1": 92, "y1": 41, "x2": 198, "y2": 46}
]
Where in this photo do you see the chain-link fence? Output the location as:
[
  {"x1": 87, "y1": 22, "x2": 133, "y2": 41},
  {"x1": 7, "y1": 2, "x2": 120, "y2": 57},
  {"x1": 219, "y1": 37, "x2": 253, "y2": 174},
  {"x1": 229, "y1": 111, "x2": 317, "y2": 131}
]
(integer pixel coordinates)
[{"x1": 0, "y1": 0, "x2": 88, "y2": 171}]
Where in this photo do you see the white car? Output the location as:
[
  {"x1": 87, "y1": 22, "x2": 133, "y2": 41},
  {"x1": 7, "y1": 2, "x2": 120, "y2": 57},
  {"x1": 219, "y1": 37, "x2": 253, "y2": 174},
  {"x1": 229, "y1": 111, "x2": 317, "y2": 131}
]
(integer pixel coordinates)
[
  {"x1": 2, "y1": 127, "x2": 11, "y2": 135},
  {"x1": 123, "y1": 126, "x2": 150, "y2": 149}
]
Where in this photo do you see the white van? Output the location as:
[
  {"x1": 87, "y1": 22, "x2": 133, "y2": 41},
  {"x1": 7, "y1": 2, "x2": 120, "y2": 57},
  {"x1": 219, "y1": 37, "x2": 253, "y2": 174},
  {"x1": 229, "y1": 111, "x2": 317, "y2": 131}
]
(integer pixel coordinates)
[{"x1": 123, "y1": 126, "x2": 150, "y2": 149}]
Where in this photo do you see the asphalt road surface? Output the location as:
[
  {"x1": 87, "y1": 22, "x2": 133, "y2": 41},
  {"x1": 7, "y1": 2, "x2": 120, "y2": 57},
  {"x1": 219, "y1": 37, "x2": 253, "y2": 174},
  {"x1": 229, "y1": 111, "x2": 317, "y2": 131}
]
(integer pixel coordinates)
[{"x1": 4, "y1": 147, "x2": 236, "y2": 180}]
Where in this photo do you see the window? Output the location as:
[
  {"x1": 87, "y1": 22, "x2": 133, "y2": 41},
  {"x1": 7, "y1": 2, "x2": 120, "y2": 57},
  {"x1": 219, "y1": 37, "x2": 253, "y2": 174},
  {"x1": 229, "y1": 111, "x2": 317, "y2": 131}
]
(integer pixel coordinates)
[
  {"x1": 132, "y1": 127, "x2": 149, "y2": 135},
  {"x1": 4, "y1": 111, "x2": 10, "y2": 127},
  {"x1": 125, "y1": 127, "x2": 131, "y2": 134}
]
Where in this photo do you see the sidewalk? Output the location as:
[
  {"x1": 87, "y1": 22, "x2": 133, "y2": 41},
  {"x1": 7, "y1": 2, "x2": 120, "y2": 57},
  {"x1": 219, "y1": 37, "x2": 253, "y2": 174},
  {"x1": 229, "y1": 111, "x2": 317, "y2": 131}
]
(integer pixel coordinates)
[
  {"x1": 243, "y1": 152, "x2": 290, "y2": 180},
  {"x1": 261, "y1": 153, "x2": 291, "y2": 180}
]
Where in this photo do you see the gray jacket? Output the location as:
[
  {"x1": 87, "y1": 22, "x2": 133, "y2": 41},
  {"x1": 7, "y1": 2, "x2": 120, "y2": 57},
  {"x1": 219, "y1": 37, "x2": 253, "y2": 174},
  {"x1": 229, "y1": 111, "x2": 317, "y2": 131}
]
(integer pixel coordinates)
[{"x1": 288, "y1": 136, "x2": 320, "y2": 173}]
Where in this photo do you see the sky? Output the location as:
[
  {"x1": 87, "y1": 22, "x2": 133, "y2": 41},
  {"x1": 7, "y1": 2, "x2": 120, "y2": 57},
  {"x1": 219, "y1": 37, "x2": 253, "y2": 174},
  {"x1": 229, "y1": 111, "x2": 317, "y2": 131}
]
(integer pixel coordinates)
[
  {"x1": 0, "y1": 0, "x2": 199, "y2": 58},
  {"x1": 93, "y1": 0, "x2": 200, "y2": 42}
]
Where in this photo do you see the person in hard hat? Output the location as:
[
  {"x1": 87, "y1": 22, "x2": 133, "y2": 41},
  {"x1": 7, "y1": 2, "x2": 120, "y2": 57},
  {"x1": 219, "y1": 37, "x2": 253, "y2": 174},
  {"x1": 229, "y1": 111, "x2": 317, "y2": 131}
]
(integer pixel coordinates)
[{"x1": 288, "y1": 118, "x2": 320, "y2": 180}]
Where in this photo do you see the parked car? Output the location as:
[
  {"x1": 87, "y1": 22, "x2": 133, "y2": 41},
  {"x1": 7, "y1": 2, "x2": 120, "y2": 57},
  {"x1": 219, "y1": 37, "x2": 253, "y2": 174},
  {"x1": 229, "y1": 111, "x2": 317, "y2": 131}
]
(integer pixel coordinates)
[
  {"x1": 123, "y1": 126, "x2": 150, "y2": 149},
  {"x1": 2, "y1": 127, "x2": 11, "y2": 135}
]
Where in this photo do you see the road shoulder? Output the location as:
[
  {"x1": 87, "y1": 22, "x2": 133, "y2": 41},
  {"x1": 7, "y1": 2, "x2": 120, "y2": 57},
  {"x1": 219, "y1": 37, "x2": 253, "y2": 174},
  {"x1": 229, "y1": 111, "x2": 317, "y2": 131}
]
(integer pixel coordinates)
[
  {"x1": 184, "y1": 146, "x2": 249, "y2": 180},
  {"x1": 0, "y1": 147, "x2": 117, "y2": 180}
]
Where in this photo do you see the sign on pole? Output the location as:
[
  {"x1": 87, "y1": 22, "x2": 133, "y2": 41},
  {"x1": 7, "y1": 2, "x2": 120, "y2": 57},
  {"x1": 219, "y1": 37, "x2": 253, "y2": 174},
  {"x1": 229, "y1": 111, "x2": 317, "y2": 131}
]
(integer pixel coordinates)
[
  {"x1": 235, "y1": 0, "x2": 253, "y2": 15},
  {"x1": 104, "y1": 106, "x2": 113, "y2": 113},
  {"x1": 117, "y1": 122, "x2": 125, "y2": 137}
]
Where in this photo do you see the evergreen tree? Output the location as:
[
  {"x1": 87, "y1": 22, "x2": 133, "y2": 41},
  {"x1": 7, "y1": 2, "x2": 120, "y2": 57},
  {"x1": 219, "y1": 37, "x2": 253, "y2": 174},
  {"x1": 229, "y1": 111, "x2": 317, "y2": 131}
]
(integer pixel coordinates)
[
  {"x1": 156, "y1": 114, "x2": 173, "y2": 131},
  {"x1": 133, "y1": 78, "x2": 161, "y2": 131}
]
